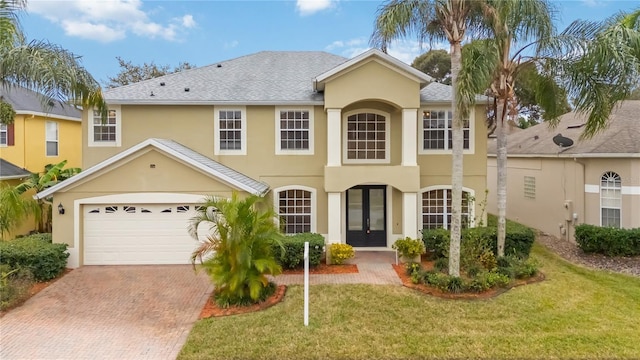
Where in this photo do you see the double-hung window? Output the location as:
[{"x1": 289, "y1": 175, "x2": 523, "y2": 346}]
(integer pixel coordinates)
[
  {"x1": 214, "y1": 107, "x2": 246, "y2": 155},
  {"x1": 600, "y1": 171, "x2": 621, "y2": 228},
  {"x1": 45, "y1": 121, "x2": 58, "y2": 156},
  {"x1": 0, "y1": 124, "x2": 7, "y2": 146},
  {"x1": 275, "y1": 108, "x2": 313, "y2": 155},
  {"x1": 90, "y1": 106, "x2": 121, "y2": 147},
  {"x1": 419, "y1": 110, "x2": 472, "y2": 153}
]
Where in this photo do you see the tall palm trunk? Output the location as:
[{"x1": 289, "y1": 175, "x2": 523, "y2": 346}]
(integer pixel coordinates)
[
  {"x1": 495, "y1": 96, "x2": 507, "y2": 257},
  {"x1": 449, "y1": 41, "x2": 463, "y2": 277}
]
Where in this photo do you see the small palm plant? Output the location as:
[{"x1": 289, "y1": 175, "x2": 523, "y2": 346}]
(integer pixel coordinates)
[{"x1": 188, "y1": 192, "x2": 283, "y2": 307}]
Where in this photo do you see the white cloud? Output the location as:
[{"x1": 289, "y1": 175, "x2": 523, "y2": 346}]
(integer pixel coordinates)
[
  {"x1": 296, "y1": 0, "x2": 335, "y2": 16},
  {"x1": 325, "y1": 37, "x2": 443, "y2": 65},
  {"x1": 224, "y1": 40, "x2": 239, "y2": 49},
  {"x1": 27, "y1": 0, "x2": 195, "y2": 43}
]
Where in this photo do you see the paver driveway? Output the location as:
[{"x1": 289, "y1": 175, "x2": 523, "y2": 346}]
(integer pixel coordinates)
[{"x1": 0, "y1": 265, "x2": 212, "y2": 360}]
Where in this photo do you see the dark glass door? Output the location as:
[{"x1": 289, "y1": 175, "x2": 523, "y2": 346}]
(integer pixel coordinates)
[{"x1": 346, "y1": 185, "x2": 386, "y2": 247}]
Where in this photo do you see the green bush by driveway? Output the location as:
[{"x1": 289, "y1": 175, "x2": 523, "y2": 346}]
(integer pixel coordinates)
[{"x1": 0, "y1": 234, "x2": 68, "y2": 281}]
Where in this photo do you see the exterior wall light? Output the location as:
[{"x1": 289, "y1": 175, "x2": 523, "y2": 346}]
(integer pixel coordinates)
[{"x1": 58, "y1": 203, "x2": 65, "y2": 215}]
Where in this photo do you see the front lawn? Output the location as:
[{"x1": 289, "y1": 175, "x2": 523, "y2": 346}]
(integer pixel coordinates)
[{"x1": 178, "y1": 244, "x2": 640, "y2": 359}]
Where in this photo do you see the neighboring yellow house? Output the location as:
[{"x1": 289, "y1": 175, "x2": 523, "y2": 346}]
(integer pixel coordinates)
[
  {"x1": 0, "y1": 86, "x2": 82, "y2": 173},
  {"x1": 0, "y1": 86, "x2": 82, "y2": 238},
  {"x1": 37, "y1": 50, "x2": 489, "y2": 268},
  {"x1": 487, "y1": 100, "x2": 640, "y2": 242}
]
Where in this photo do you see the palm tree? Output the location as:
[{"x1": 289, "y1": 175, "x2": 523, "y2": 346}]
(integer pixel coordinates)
[
  {"x1": 0, "y1": 183, "x2": 37, "y2": 240},
  {"x1": 371, "y1": 0, "x2": 483, "y2": 276},
  {"x1": 15, "y1": 160, "x2": 80, "y2": 232},
  {"x1": 188, "y1": 193, "x2": 283, "y2": 307},
  {"x1": 460, "y1": 3, "x2": 639, "y2": 255},
  {"x1": 0, "y1": 0, "x2": 106, "y2": 114}
]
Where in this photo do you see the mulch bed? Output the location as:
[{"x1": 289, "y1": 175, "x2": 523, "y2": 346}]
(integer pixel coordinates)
[
  {"x1": 392, "y1": 263, "x2": 545, "y2": 300},
  {"x1": 198, "y1": 263, "x2": 358, "y2": 319}
]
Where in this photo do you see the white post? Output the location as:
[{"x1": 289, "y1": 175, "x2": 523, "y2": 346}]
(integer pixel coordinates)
[
  {"x1": 304, "y1": 241, "x2": 309, "y2": 327},
  {"x1": 402, "y1": 108, "x2": 418, "y2": 166},
  {"x1": 327, "y1": 109, "x2": 342, "y2": 166},
  {"x1": 402, "y1": 192, "x2": 419, "y2": 239}
]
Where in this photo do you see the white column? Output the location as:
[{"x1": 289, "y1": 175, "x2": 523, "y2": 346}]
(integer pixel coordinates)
[
  {"x1": 327, "y1": 192, "x2": 342, "y2": 243},
  {"x1": 402, "y1": 192, "x2": 418, "y2": 239},
  {"x1": 402, "y1": 108, "x2": 418, "y2": 166},
  {"x1": 327, "y1": 108, "x2": 342, "y2": 166}
]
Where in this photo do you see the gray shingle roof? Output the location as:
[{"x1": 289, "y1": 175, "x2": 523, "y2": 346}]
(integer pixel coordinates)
[
  {"x1": 151, "y1": 138, "x2": 270, "y2": 194},
  {"x1": 488, "y1": 100, "x2": 640, "y2": 156},
  {"x1": 420, "y1": 82, "x2": 489, "y2": 104},
  {"x1": 0, "y1": 158, "x2": 31, "y2": 180},
  {"x1": 104, "y1": 51, "x2": 349, "y2": 104},
  {"x1": 0, "y1": 86, "x2": 81, "y2": 120}
]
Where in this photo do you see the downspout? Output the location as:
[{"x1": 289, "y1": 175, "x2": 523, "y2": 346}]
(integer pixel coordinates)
[{"x1": 573, "y1": 157, "x2": 587, "y2": 242}]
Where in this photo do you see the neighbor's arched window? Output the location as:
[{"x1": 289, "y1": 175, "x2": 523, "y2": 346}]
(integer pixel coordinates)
[
  {"x1": 274, "y1": 186, "x2": 316, "y2": 234},
  {"x1": 600, "y1": 171, "x2": 621, "y2": 228},
  {"x1": 421, "y1": 186, "x2": 474, "y2": 230}
]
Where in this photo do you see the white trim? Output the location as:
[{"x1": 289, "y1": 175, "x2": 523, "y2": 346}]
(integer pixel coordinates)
[
  {"x1": 401, "y1": 109, "x2": 417, "y2": 166},
  {"x1": 273, "y1": 185, "x2": 317, "y2": 234},
  {"x1": 45, "y1": 120, "x2": 58, "y2": 157},
  {"x1": 489, "y1": 153, "x2": 640, "y2": 158},
  {"x1": 418, "y1": 107, "x2": 475, "y2": 155},
  {"x1": 327, "y1": 192, "x2": 341, "y2": 244},
  {"x1": 16, "y1": 110, "x2": 80, "y2": 122},
  {"x1": 89, "y1": 105, "x2": 121, "y2": 147},
  {"x1": 622, "y1": 186, "x2": 640, "y2": 195},
  {"x1": 402, "y1": 192, "x2": 418, "y2": 239},
  {"x1": 214, "y1": 106, "x2": 247, "y2": 155},
  {"x1": 419, "y1": 185, "x2": 476, "y2": 229},
  {"x1": 274, "y1": 106, "x2": 314, "y2": 155},
  {"x1": 0, "y1": 174, "x2": 30, "y2": 180},
  {"x1": 314, "y1": 49, "x2": 432, "y2": 91},
  {"x1": 327, "y1": 109, "x2": 342, "y2": 166},
  {"x1": 70, "y1": 192, "x2": 208, "y2": 268},
  {"x1": 342, "y1": 109, "x2": 391, "y2": 164},
  {"x1": 35, "y1": 138, "x2": 266, "y2": 199},
  {"x1": 585, "y1": 184, "x2": 599, "y2": 194},
  {"x1": 106, "y1": 100, "x2": 327, "y2": 106},
  {"x1": 0, "y1": 123, "x2": 7, "y2": 146}
]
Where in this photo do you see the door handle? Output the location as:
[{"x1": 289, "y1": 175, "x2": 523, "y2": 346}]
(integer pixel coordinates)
[{"x1": 366, "y1": 218, "x2": 370, "y2": 233}]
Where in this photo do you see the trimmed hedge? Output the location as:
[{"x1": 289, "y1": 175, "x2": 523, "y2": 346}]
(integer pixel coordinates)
[
  {"x1": 15, "y1": 233, "x2": 52, "y2": 243},
  {"x1": 273, "y1": 233, "x2": 325, "y2": 269},
  {"x1": 574, "y1": 224, "x2": 640, "y2": 257},
  {"x1": 422, "y1": 217, "x2": 535, "y2": 259},
  {"x1": 0, "y1": 235, "x2": 68, "y2": 281}
]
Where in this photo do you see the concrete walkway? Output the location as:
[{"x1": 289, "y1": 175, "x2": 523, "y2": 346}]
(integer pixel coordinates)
[{"x1": 275, "y1": 251, "x2": 402, "y2": 286}]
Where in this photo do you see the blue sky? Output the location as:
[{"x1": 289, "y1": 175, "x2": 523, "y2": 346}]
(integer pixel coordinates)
[{"x1": 21, "y1": 0, "x2": 639, "y2": 86}]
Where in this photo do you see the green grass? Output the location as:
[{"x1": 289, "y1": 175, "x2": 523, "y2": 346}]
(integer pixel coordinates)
[{"x1": 178, "y1": 244, "x2": 640, "y2": 360}]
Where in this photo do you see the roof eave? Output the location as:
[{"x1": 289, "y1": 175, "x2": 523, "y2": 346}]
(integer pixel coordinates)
[
  {"x1": 488, "y1": 153, "x2": 640, "y2": 158},
  {"x1": 104, "y1": 99, "x2": 326, "y2": 106}
]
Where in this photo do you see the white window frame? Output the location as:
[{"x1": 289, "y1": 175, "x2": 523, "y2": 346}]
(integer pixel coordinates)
[
  {"x1": 89, "y1": 105, "x2": 121, "y2": 147},
  {"x1": 45, "y1": 121, "x2": 58, "y2": 157},
  {"x1": 418, "y1": 107, "x2": 475, "y2": 155},
  {"x1": 419, "y1": 185, "x2": 475, "y2": 230},
  {"x1": 275, "y1": 107, "x2": 314, "y2": 155},
  {"x1": 214, "y1": 106, "x2": 246, "y2": 155},
  {"x1": 342, "y1": 109, "x2": 391, "y2": 164},
  {"x1": 273, "y1": 185, "x2": 317, "y2": 234},
  {"x1": 600, "y1": 171, "x2": 621, "y2": 228},
  {"x1": 0, "y1": 123, "x2": 7, "y2": 146}
]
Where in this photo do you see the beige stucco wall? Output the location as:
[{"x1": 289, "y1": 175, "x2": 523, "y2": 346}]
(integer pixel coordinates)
[
  {"x1": 487, "y1": 156, "x2": 639, "y2": 241},
  {"x1": 323, "y1": 60, "x2": 422, "y2": 109}
]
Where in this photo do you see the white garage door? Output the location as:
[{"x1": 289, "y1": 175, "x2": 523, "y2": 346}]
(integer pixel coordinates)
[{"x1": 84, "y1": 203, "x2": 206, "y2": 265}]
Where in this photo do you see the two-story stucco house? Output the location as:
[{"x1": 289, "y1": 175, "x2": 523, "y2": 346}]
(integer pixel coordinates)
[{"x1": 38, "y1": 49, "x2": 488, "y2": 268}]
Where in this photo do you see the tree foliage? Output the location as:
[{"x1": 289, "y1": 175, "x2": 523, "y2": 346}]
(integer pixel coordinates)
[
  {"x1": 411, "y1": 49, "x2": 452, "y2": 84},
  {"x1": 0, "y1": 0, "x2": 106, "y2": 116},
  {"x1": 188, "y1": 193, "x2": 283, "y2": 307},
  {"x1": 105, "y1": 57, "x2": 195, "y2": 88},
  {"x1": 0, "y1": 184, "x2": 37, "y2": 240}
]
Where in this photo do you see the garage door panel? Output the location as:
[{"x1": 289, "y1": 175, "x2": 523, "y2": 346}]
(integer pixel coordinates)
[{"x1": 84, "y1": 203, "x2": 209, "y2": 265}]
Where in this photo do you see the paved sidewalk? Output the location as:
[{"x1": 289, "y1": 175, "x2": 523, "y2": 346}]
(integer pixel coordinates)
[{"x1": 274, "y1": 251, "x2": 402, "y2": 286}]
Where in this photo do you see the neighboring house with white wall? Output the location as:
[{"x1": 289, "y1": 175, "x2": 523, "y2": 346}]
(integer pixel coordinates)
[
  {"x1": 37, "y1": 49, "x2": 489, "y2": 267},
  {"x1": 487, "y1": 100, "x2": 640, "y2": 241}
]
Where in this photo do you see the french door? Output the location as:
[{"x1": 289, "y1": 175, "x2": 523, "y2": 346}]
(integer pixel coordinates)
[{"x1": 346, "y1": 185, "x2": 386, "y2": 247}]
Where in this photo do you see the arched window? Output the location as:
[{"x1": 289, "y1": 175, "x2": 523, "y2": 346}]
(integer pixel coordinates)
[
  {"x1": 421, "y1": 187, "x2": 473, "y2": 230},
  {"x1": 600, "y1": 172, "x2": 621, "y2": 228},
  {"x1": 343, "y1": 110, "x2": 390, "y2": 163},
  {"x1": 274, "y1": 186, "x2": 316, "y2": 234}
]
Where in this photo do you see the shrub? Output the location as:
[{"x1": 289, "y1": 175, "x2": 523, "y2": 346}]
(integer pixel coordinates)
[
  {"x1": 433, "y1": 257, "x2": 449, "y2": 272},
  {"x1": 393, "y1": 237, "x2": 426, "y2": 260},
  {"x1": 23, "y1": 233, "x2": 52, "y2": 243},
  {"x1": 422, "y1": 228, "x2": 450, "y2": 258},
  {"x1": 329, "y1": 243, "x2": 355, "y2": 265},
  {"x1": 274, "y1": 233, "x2": 324, "y2": 269},
  {"x1": 575, "y1": 224, "x2": 640, "y2": 257},
  {"x1": 497, "y1": 255, "x2": 539, "y2": 279},
  {"x1": 487, "y1": 215, "x2": 536, "y2": 257},
  {"x1": 0, "y1": 235, "x2": 68, "y2": 281},
  {"x1": 0, "y1": 265, "x2": 34, "y2": 311}
]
